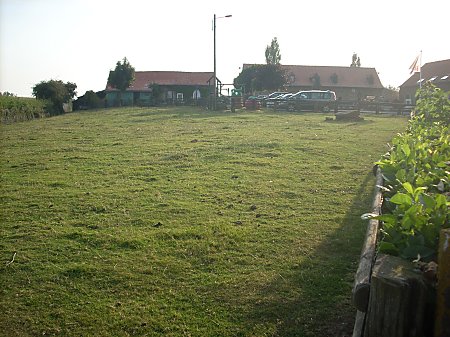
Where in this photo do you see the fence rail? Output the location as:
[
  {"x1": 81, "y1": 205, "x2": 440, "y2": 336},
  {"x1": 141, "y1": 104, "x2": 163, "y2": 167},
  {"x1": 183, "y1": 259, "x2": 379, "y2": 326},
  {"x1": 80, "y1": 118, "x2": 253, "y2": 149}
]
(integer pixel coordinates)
[{"x1": 334, "y1": 101, "x2": 414, "y2": 115}]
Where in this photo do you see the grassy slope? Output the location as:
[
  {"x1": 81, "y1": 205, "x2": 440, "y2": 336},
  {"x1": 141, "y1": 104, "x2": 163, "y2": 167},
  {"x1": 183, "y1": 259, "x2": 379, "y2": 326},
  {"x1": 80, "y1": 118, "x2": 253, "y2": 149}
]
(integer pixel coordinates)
[{"x1": 0, "y1": 107, "x2": 407, "y2": 336}]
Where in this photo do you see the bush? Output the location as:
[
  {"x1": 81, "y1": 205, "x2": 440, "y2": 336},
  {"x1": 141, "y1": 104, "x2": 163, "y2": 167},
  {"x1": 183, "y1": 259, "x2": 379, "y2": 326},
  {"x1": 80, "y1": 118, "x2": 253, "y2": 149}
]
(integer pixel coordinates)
[
  {"x1": 32, "y1": 80, "x2": 77, "y2": 115},
  {"x1": 374, "y1": 83, "x2": 450, "y2": 262}
]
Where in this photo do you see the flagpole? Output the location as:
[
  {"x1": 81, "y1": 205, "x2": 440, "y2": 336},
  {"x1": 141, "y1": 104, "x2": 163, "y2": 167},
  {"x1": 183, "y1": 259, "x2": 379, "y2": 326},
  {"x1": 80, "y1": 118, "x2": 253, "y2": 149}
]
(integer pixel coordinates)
[{"x1": 419, "y1": 50, "x2": 422, "y2": 89}]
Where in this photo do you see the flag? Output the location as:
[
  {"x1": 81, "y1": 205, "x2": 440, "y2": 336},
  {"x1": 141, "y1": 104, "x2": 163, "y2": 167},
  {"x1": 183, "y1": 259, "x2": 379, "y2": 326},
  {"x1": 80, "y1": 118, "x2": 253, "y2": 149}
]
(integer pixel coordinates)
[{"x1": 409, "y1": 54, "x2": 420, "y2": 74}]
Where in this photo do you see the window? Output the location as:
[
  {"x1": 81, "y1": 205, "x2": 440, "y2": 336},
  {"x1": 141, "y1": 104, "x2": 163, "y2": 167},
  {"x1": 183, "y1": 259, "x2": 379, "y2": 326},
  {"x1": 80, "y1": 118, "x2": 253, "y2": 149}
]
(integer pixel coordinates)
[
  {"x1": 441, "y1": 75, "x2": 449, "y2": 80},
  {"x1": 429, "y1": 76, "x2": 437, "y2": 81},
  {"x1": 176, "y1": 93, "x2": 184, "y2": 101},
  {"x1": 192, "y1": 89, "x2": 201, "y2": 99}
]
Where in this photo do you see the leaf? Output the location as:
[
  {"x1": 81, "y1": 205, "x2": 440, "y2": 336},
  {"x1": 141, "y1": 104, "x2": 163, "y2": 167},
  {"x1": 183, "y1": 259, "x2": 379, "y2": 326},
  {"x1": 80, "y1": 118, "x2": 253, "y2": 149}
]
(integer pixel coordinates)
[
  {"x1": 407, "y1": 233, "x2": 425, "y2": 247},
  {"x1": 389, "y1": 193, "x2": 413, "y2": 206},
  {"x1": 420, "y1": 193, "x2": 436, "y2": 210},
  {"x1": 378, "y1": 241, "x2": 399, "y2": 255},
  {"x1": 401, "y1": 215, "x2": 414, "y2": 230},
  {"x1": 395, "y1": 169, "x2": 407, "y2": 182},
  {"x1": 402, "y1": 182, "x2": 414, "y2": 195},
  {"x1": 401, "y1": 245, "x2": 435, "y2": 261},
  {"x1": 413, "y1": 187, "x2": 427, "y2": 202},
  {"x1": 374, "y1": 214, "x2": 397, "y2": 225},
  {"x1": 401, "y1": 143, "x2": 411, "y2": 157},
  {"x1": 435, "y1": 194, "x2": 447, "y2": 208}
]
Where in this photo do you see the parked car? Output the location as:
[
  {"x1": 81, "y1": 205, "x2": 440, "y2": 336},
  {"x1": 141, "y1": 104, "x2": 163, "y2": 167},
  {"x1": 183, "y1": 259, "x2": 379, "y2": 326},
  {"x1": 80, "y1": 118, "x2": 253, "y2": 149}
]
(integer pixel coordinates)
[
  {"x1": 267, "y1": 93, "x2": 293, "y2": 109},
  {"x1": 244, "y1": 96, "x2": 261, "y2": 110},
  {"x1": 288, "y1": 90, "x2": 336, "y2": 112},
  {"x1": 262, "y1": 92, "x2": 288, "y2": 107},
  {"x1": 276, "y1": 93, "x2": 296, "y2": 110}
]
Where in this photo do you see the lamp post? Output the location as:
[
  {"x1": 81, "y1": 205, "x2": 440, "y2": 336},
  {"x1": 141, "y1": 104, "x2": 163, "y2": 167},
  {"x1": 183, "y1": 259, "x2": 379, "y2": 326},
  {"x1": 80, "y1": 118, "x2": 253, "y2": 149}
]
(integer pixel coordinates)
[{"x1": 213, "y1": 14, "x2": 232, "y2": 110}]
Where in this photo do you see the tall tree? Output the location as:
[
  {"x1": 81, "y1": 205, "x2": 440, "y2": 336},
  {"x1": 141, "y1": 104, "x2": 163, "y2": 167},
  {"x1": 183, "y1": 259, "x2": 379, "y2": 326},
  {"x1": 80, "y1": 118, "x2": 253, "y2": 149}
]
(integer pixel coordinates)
[
  {"x1": 350, "y1": 53, "x2": 361, "y2": 67},
  {"x1": 234, "y1": 37, "x2": 286, "y2": 93},
  {"x1": 32, "y1": 80, "x2": 77, "y2": 115},
  {"x1": 107, "y1": 57, "x2": 135, "y2": 105},
  {"x1": 265, "y1": 37, "x2": 281, "y2": 65}
]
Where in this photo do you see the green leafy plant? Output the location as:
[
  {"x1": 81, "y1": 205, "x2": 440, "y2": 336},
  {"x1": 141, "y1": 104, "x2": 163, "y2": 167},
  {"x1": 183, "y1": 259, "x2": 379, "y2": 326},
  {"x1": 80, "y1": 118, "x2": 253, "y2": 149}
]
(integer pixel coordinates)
[
  {"x1": 374, "y1": 84, "x2": 450, "y2": 261},
  {"x1": 377, "y1": 182, "x2": 448, "y2": 261}
]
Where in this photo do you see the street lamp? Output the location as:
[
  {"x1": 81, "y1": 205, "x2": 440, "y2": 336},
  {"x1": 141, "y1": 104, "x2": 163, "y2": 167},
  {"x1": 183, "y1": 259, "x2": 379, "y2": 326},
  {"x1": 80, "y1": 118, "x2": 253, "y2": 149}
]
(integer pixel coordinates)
[{"x1": 213, "y1": 13, "x2": 232, "y2": 110}]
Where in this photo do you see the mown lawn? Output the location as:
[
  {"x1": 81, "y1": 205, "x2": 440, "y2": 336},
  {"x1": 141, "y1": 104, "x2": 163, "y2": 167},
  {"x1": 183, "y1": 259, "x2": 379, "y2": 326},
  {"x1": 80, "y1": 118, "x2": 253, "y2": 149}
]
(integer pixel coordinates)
[{"x1": 0, "y1": 107, "x2": 407, "y2": 336}]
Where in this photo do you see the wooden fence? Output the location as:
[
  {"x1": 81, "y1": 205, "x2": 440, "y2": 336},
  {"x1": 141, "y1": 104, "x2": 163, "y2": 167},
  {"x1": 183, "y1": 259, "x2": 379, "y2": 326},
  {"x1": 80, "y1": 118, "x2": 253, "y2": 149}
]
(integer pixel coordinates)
[
  {"x1": 334, "y1": 101, "x2": 414, "y2": 115},
  {"x1": 352, "y1": 168, "x2": 447, "y2": 337}
]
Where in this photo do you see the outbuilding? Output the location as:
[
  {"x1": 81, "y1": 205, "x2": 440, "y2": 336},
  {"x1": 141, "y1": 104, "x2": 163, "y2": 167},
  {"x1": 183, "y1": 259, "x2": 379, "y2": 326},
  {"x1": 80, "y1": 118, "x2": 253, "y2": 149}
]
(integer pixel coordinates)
[
  {"x1": 399, "y1": 59, "x2": 450, "y2": 104},
  {"x1": 105, "y1": 71, "x2": 214, "y2": 107}
]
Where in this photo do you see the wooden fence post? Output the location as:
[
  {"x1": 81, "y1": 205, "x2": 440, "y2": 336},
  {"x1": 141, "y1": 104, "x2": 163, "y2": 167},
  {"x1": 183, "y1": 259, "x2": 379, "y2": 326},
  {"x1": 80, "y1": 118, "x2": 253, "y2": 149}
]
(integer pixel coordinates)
[
  {"x1": 363, "y1": 254, "x2": 429, "y2": 337},
  {"x1": 435, "y1": 229, "x2": 450, "y2": 337}
]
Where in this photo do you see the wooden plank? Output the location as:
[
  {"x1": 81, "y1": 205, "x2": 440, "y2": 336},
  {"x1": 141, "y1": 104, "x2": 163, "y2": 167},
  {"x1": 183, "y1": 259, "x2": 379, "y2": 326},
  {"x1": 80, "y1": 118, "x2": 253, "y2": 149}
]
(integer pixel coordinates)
[
  {"x1": 435, "y1": 229, "x2": 450, "y2": 337},
  {"x1": 352, "y1": 310, "x2": 366, "y2": 337},
  {"x1": 363, "y1": 254, "x2": 428, "y2": 337},
  {"x1": 352, "y1": 167, "x2": 383, "y2": 312}
]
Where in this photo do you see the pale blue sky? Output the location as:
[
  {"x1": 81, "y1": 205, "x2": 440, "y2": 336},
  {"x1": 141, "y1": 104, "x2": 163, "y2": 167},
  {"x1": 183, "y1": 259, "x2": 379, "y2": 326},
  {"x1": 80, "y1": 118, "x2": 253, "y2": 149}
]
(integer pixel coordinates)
[{"x1": 1, "y1": 0, "x2": 449, "y2": 97}]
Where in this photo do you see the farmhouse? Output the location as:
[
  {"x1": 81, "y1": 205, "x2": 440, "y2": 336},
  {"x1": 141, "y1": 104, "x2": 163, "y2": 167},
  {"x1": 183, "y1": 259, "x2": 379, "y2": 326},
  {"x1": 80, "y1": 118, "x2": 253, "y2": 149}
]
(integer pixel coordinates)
[
  {"x1": 105, "y1": 71, "x2": 214, "y2": 107},
  {"x1": 399, "y1": 59, "x2": 450, "y2": 104},
  {"x1": 243, "y1": 64, "x2": 384, "y2": 101}
]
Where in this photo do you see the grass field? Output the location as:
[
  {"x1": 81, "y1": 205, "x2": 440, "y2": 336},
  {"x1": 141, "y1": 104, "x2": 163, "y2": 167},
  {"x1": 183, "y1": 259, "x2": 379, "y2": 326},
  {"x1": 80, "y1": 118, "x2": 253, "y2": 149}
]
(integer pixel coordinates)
[{"x1": 0, "y1": 107, "x2": 407, "y2": 336}]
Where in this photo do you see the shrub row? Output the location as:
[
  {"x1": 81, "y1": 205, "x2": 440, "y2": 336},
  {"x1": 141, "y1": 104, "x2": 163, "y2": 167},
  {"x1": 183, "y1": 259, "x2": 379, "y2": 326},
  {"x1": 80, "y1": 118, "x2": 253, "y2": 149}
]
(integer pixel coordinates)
[
  {"x1": 375, "y1": 83, "x2": 449, "y2": 262},
  {"x1": 0, "y1": 96, "x2": 48, "y2": 123}
]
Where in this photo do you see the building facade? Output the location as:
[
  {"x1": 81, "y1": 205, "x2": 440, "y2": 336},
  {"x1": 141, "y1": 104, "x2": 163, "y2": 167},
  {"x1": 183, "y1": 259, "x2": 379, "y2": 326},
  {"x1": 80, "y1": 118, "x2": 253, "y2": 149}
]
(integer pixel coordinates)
[
  {"x1": 242, "y1": 64, "x2": 384, "y2": 101},
  {"x1": 105, "y1": 71, "x2": 214, "y2": 107},
  {"x1": 399, "y1": 59, "x2": 450, "y2": 105}
]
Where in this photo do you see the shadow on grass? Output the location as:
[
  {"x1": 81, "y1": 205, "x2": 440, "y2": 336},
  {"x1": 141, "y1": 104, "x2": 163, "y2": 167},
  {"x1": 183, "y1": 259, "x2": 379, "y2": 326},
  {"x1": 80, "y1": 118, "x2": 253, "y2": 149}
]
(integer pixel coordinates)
[{"x1": 242, "y1": 171, "x2": 375, "y2": 336}]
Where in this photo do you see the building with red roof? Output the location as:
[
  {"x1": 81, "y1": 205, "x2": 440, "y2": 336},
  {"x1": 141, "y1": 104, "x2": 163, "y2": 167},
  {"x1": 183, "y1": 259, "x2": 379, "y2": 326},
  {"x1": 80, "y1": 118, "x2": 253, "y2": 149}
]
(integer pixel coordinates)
[
  {"x1": 399, "y1": 59, "x2": 450, "y2": 104},
  {"x1": 242, "y1": 64, "x2": 384, "y2": 101},
  {"x1": 105, "y1": 71, "x2": 214, "y2": 107}
]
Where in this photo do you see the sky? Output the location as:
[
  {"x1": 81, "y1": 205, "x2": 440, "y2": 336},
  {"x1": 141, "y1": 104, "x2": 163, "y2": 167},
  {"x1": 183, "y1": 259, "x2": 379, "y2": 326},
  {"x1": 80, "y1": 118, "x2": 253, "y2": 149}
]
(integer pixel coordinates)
[{"x1": 1, "y1": 0, "x2": 449, "y2": 97}]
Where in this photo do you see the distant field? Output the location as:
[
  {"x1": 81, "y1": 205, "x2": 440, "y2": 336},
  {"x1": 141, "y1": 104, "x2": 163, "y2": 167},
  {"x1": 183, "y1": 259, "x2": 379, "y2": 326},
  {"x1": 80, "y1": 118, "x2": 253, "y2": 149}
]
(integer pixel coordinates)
[{"x1": 0, "y1": 107, "x2": 407, "y2": 336}]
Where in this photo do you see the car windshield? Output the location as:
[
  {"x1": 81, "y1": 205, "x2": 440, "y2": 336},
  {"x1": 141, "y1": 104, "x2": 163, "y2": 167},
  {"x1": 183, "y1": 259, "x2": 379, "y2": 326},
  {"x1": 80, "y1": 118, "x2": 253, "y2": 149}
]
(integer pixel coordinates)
[{"x1": 267, "y1": 92, "x2": 287, "y2": 99}]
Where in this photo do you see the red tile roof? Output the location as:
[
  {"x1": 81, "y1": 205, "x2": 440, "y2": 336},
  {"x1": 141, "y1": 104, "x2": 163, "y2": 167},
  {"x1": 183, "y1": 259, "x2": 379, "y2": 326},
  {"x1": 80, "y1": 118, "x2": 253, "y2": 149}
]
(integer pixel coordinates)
[
  {"x1": 400, "y1": 59, "x2": 450, "y2": 88},
  {"x1": 243, "y1": 64, "x2": 383, "y2": 89},
  {"x1": 106, "y1": 71, "x2": 214, "y2": 91}
]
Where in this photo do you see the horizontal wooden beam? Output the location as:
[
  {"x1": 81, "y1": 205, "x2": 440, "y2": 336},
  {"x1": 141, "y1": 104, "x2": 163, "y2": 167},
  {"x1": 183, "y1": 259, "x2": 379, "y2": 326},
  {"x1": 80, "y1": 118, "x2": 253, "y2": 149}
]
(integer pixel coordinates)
[{"x1": 352, "y1": 166, "x2": 383, "y2": 312}]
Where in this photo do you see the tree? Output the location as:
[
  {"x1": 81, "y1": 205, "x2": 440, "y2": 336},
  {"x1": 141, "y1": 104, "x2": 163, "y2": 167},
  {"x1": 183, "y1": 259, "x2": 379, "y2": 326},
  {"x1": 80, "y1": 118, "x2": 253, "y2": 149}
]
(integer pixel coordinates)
[
  {"x1": 32, "y1": 80, "x2": 77, "y2": 115},
  {"x1": 234, "y1": 37, "x2": 286, "y2": 93},
  {"x1": 265, "y1": 37, "x2": 281, "y2": 65},
  {"x1": 351, "y1": 53, "x2": 361, "y2": 67},
  {"x1": 1, "y1": 92, "x2": 16, "y2": 97},
  {"x1": 257, "y1": 64, "x2": 286, "y2": 91},
  {"x1": 234, "y1": 64, "x2": 286, "y2": 94},
  {"x1": 107, "y1": 57, "x2": 135, "y2": 105},
  {"x1": 233, "y1": 66, "x2": 259, "y2": 93}
]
